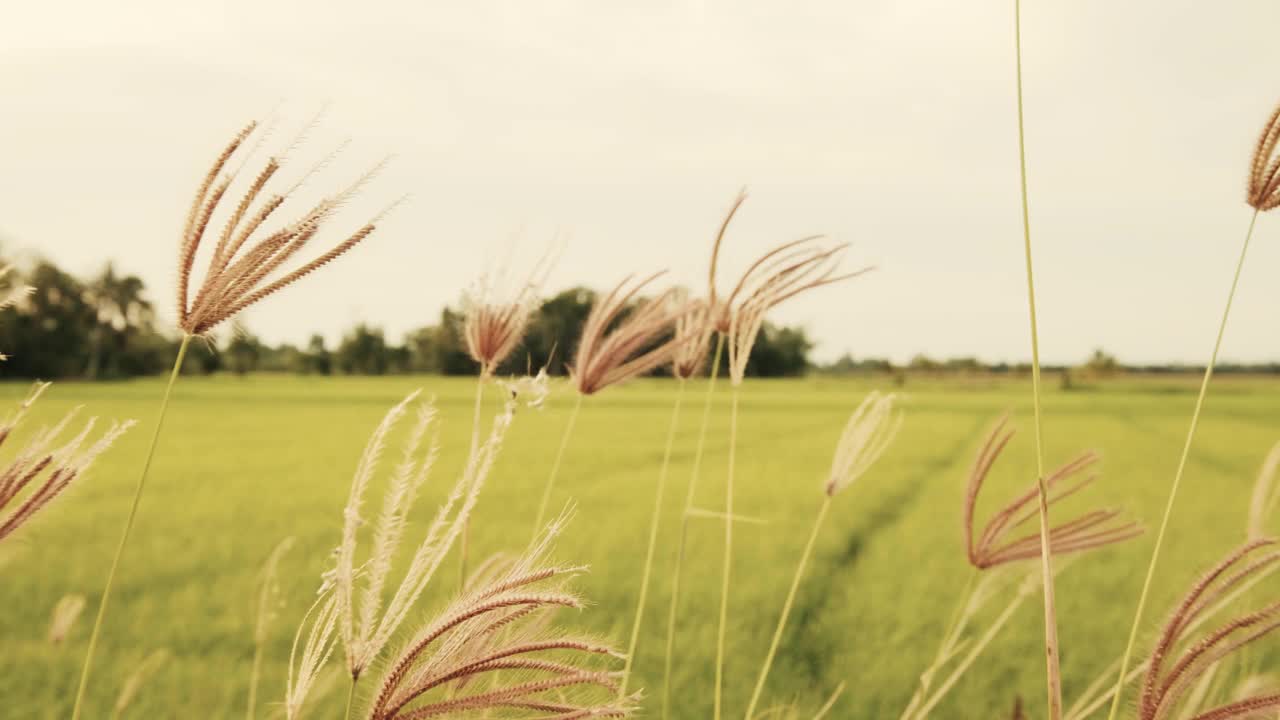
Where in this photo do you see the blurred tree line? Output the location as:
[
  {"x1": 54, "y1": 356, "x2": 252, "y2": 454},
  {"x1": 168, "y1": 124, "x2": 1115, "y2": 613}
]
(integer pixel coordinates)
[{"x1": 0, "y1": 257, "x2": 816, "y2": 380}]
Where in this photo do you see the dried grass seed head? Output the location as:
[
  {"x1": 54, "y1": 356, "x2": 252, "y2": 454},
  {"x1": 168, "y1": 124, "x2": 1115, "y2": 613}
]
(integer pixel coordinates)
[
  {"x1": 48, "y1": 593, "x2": 87, "y2": 645},
  {"x1": 825, "y1": 391, "x2": 902, "y2": 497},
  {"x1": 670, "y1": 289, "x2": 715, "y2": 380},
  {"x1": 1248, "y1": 102, "x2": 1280, "y2": 211},
  {"x1": 705, "y1": 190, "x2": 873, "y2": 335},
  {"x1": 963, "y1": 415, "x2": 1143, "y2": 570},
  {"x1": 1140, "y1": 539, "x2": 1280, "y2": 720},
  {"x1": 571, "y1": 271, "x2": 692, "y2": 396},
  {"x1": 365, "y1": 514, "x2": 636, "y2": 720},
  {"x1": 0, "y1": 383, "x2": 136, "y2": 543},
  {"x1": 463, "y1": 249, "x2": 554, "y2": 376},
  {"x1": 177, "y1": 120, "x2": 396, "y2": 336}
]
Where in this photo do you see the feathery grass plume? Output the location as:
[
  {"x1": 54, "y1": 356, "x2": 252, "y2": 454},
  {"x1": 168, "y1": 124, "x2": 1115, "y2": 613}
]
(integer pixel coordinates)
[
  {"x1": 248, "y1": 537, "x2": 295, "y2": 720},
  {"x1": 1108, "y1": 99, "x2": 1280, "y2": 720},
  {"x1": 286, "y1": 588, "x2": 342, "y2": 720},
  {"x1": 744, "y1": 392, "x2": 901, "y2": 719},
  {"x1": 330, "y1": 389, "x2": 515, "y2": 718},
  {"x1": 76, "y1": 118, "x2": 399, "y2": 719},
  {"x1": 1138, "y1": 539, "x2": 1280, "y2": 720},
  {"x1": 671, "y1": 291, "x2": 715, "y2": 380},
  {"x1": 0, "y1": 383, "x2": 136, "y2": 543},
  {"x1": 463, "y1": 252, "x2": 553, "y2": 378},
  {"x1": 530, "y1": 271, "x2": 690, "y2": 536},
  {"x1": 49, "y1": 594, "x2": 87, "y2": 645},
  {"x1": 498, "y1": 368, "x2": 551, "y2": 411},
  {"x1": 0, "y1": 265, "x2": 33, "y2": 361},
  {"x1": 706, "y1": 190, "x2": 871, "y2": 336},
  {"x1": 1247, "y1": 443, "x2": 1280, "y2": 540},
  {"x1": 964, "y1": 416, "x2": 1143, "y2": 570},
  {"x1": 178, "y1": 121, "x2": 395, "y2": 337},
  {"x1": 109, "y1": 649, "x2": 169, "y2": 720},
  {"x1": 365, "y1": 515, "x2": 637, "y2": 720},
  {"x1": 570, "y1": 271, "x2": 689, "y2": 396},
  {"x1": 1248, "y1": 102, "x2": 1280, "y2": 211}
]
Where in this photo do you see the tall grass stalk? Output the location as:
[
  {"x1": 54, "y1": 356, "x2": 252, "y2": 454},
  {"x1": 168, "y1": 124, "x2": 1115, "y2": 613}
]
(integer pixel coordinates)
[
  {"x1": 1012, "y1": 1, "x2": 1062, "y2": 716},
  {"x1": 899, "y1": 570, "x2": 978, "y2": 720},
  {"x1": 714, "y1": 384, "x2": 740, "y2": 720},
  {"x1": 663, "y1": 333, "x2": 725, "y2": 719},
  {"x1": 532, "y1": 393, "x2": 583, "y2": 538},
  {"x1": 744, "y1": 497, "x2": 831, "y2": 719},
  {"x1": 460, "y1": 374, "x2": 486, "y2": 588},
  {"x1": 620, "y1": 380, "x2": 686, "y2": 697},
  {"x1": 1104, "y1": 209, "x2": 1261, "y2": 720},
  {"x1": 72, "y1": 334, "x2": 191, "y2": 720}
]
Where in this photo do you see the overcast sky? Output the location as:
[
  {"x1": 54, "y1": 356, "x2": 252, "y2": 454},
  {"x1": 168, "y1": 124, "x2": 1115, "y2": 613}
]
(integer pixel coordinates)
[{"x1": 2, "y1": 1, "x2": 1278, "y2": 364}]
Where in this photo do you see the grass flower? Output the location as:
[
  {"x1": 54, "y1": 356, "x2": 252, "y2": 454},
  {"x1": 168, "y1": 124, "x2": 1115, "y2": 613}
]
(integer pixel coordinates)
[
  {"x1": 75, "y1": 118, "x2": 399, "y2": 719},
  {"x1": 365, "y1": 516, "x2": 636, "y2": 720},
  {"x1": 964, "y1": 416, "x2": 1142, "y2": 570},
  {"x1": 110, "y1": 649, "x2": 169, "y2": 720},
  {"x1": 330, "y1": 390, "x2": 514, "y2": 717},
  {"x1": 744, "y1": 392, "x2": 901, "y2": 719},
  {"x1": 0, "y1": 383, "x2": 135, "y2": 543},
  {"x1": 48, "y1": 594, "x2": 87, "y2": 645},
  {"x1": 671, "y1": 291, "x2": 715, "y2": 381},
  {"x1": 247, "y1": 537, "x2": 294, "y2": 720},
  {"x1": 463, "y1": 255, "x2": 551, "y2": 378},
  {"x1": 1107, "y1": 99, "x2": 1280, "y2": 720},
  {"x1": 1139, "y1": 539, "x2": 1280, "y2": 720},
  {"x1": 531, "y1": 271, "x2": 690, "y2": 535}
]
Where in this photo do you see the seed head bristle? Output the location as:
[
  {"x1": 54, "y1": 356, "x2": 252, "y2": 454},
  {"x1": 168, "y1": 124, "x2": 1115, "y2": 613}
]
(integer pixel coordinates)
[
  {"x1": 570, "y1": 271, "x2": 693, "y2": 395},
  {"x1": 1248, "y1": 442, "x2": 1280, "y2": 540},
  {"x1": 1141, "y1": 539, "x2": 1280, "y2": 720},
  {"x1": 178, "y1": 121, "x2": 394, "y2": 336},
  {"x1": 670, "y1": 289, "x2": 715, "y2": 380},
  {"x1": 464, "y1": 247, "x2": 554, "y2": 377},
  {"x1": 963, "y1": 415, "x2": 1143, "y2": 570},
  {"x1": 825, "y1": 391, "x2": 902, "y2": 497},
  {"x1": 1247, "y1": 102, "x2": 1280, "y2": 211},
  {"x1": 365, "y1": 516, "x2": 632, "y2": 720}
]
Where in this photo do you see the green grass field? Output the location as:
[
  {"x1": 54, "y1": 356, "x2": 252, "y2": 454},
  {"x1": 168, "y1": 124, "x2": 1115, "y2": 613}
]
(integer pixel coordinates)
[{"x1": 3, "y1": 373, "x2": 1279, "y2": 719}]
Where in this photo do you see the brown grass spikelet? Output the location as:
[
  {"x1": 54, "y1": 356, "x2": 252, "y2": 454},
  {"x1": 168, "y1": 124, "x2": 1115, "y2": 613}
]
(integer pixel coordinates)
[
  {"x1": 670, "y1": 289, "x2": 714, "y2": 380},
  {"x1": 1139, "y1": 539, "x2": 1280, "y2": 720},
  {"x1": 570, "y1": 271, "x2": 691, "y2": 396},
  {"x1": 963, "y1": 415, "x2": 1142, "y2": 570},
  {"x1": 463, "y1": 251, "x2": 553, "y2": 377},
  {"x1": 48, "y1": 594, "x2": 87, "y2": 645},
  {"x1": 706, "y1": 189, "x2": 872, "y2": 335},
  {"x1": 176, "y1": 120, "x2": 396, "y2": 336},
  {"x1": 365, "y1": 515, "x2": 637, "y2": 720},
  {"x1": 0, "y1": 383, "x2": 136, "y2": 543},
  {"x1": 1247, "y1": 101, "x2": 1280, "y2": 211}
]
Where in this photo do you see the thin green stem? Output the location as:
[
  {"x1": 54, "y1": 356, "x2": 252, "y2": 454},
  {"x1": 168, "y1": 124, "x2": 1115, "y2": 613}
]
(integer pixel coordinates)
[
  {"x1": 662, "y1": 334, "x2": 724, "y2": 719},
  {"x1": 532, "y1": 392, "x2": 583, "y2": 538},
  {"x1": 1104, "y1": 209, "x2": 1260, "y2": 720},
  {"x1": 461, "y1": 373, "x2": 486, "y2": 589},
  {"x1": 72, "y1": 334, "x2": 191, "y2": 720},
  {"x1": 620, "y1": 381, "x2": 686, "y2": 697},
  {"x1": 344, "y1": 677, "x2": 357, "y2": 720},
  {"x1": 900, "y1": 569, "x2": 978, "y2": 720},
  {"x1": 744, "y1": 496, "x2": 831, "y2": 720},
  {"x1": 1013, "y1": 2, "x2": 1062, "y2": 717},
  {"x1": 713, "y1": 384, "x2": 740, "y2": 720}
]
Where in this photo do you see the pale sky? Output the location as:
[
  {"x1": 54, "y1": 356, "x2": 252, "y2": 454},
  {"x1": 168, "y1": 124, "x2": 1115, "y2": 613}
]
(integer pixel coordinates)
[{"x1": 2, "y1": 1, "x2": 1278, "y2": 365}]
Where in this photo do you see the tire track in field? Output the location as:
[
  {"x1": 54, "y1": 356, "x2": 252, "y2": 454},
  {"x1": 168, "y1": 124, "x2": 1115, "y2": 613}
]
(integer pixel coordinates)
[{"x1": 776, "y1": 414, "x2": 993, "y2": 692}]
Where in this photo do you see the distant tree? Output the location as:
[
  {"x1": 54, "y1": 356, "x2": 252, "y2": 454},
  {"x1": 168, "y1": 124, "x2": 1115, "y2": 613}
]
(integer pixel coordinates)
[
  {"x1": 909, "y1": 354, "x2": 941, "y2": 372},
  {"x1": 336, "y1": 324, "x2": 393, "y2": 375},
  {"x1": 304, "y1": 334, "x2": 333, "y2": 375},
  {"x1": 83, "y1": 263, "x2": 155, "y2": 379},
  {"x1": 226, "y1": 330, "x2": 264, "y2": 376},
  {"x1": 517, "y1": 287, "x2": 595, "y2": 376},
  {"x1": 1083, "y1": 348, "x2": 1120, "y2": 377},
  {"x1": 0, "y1": 261, "x2": 96, "y2": 377}
]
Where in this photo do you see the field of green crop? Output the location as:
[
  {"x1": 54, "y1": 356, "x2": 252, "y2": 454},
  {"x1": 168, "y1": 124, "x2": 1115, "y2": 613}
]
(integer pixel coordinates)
[{"x1": 2, "y1": 374, "x2": 1279, "y2": 719}]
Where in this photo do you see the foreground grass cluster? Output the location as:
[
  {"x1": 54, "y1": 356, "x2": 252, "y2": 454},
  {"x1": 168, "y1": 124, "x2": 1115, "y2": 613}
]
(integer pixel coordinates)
[{"x1": 3, "y1": 375, "x2": 1279, "y2": 717}]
